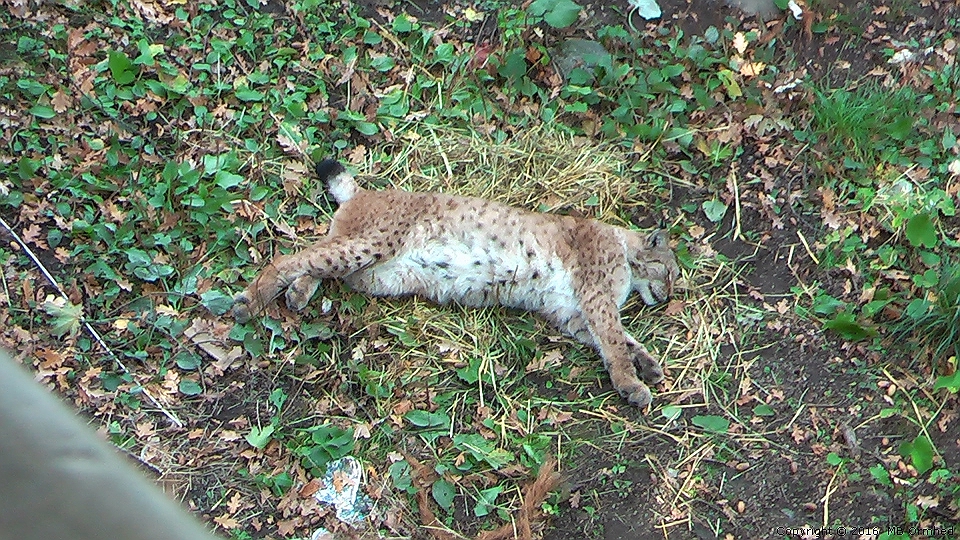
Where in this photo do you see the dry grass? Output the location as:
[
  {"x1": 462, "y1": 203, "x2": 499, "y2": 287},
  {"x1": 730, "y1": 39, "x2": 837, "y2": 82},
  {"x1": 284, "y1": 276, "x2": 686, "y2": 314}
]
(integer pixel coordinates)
[{"x1": 361, "y1": 125, "x2": 653, "y2": 224}]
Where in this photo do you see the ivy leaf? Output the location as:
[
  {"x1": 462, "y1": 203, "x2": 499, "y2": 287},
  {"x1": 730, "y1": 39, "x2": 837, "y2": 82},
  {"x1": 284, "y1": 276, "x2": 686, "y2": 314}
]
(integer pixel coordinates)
[
  {"x1": 201, "y1": 290, "x2": 235, "y2": 315},
  {"x1": 628, "y1": 0, "x2": 661, "y2": 20},
  {"x1": 660, "y1": 405, "x2": 682, "y2": 421},
  {"x1": 235, "y1": 87, "x2": 264, "y2": 102},
  {"x1": 29, "y1": 105, "x2": 56, "y2": 119},
  {"x1": 405, "y1": 410, "x2": 451, "y2": 429},
  {"x1": 474, "y1": 485, "x2": 503, "y2": 517},
  {"x1": 905, "y1": 212, "x2": 938, "y2": 248},
  {"x1": 753, "y1": 404, "x2": 775, "y2": 417},
  {"x1": 214, "y1": 170, "x2": 244, "y2": 189}
]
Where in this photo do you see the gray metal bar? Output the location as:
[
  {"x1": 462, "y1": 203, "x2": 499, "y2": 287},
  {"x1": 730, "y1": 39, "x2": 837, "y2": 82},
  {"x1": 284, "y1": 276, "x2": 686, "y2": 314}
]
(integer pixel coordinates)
[{"x1": 0, "y1": 352, "x2": 221, "y2": 540}]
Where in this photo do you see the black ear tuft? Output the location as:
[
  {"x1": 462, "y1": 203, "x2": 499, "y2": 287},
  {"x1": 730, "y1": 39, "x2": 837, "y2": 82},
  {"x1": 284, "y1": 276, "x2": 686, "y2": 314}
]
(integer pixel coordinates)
[{"x1": 315, "y1": 159, "x2": 345, "y2": 181}]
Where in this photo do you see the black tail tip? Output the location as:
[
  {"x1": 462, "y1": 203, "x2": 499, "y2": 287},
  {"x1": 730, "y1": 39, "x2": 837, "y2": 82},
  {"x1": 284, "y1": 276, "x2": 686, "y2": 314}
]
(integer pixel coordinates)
[{"x1": 315, "y1": 158, "x2": 345, "y2": 181}]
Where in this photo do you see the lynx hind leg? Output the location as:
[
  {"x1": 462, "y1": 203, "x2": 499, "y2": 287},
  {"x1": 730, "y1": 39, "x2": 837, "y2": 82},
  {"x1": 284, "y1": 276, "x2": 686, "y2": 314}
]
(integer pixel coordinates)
[{"x1": 626, "y1": 336, "x2": 664, "y2": 385}]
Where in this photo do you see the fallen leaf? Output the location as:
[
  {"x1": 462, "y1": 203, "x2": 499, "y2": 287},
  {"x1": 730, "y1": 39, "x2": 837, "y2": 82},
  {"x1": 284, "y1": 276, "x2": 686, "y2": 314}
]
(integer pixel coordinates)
[
  {"x1": 732, "y1": 32, "x2": 748, "y2": 55},
  {"x1": 51, "y1": 90, "x2": 73, "y2": 112},
  {"x1": 213, "y1": 514, "x2": 239, "y2": 529},
  {"x1": 299, "y1": 479, "x2": 322, "y2": 498},
  {"x1": 184, "y1": 318, "x2": 245, "y2": 369},
  {"x1": 463, "y1": 6, "x2": 484, "y2": 21},
  {"x1": 526, "y1": 349, "x2": 563, "y2": 373},
  {"x1": 739, "y1": 61, "x2": 766, "y2": 77},
  {"x1": 663, "y1": 299, "x2": 685, "y2": 316}
]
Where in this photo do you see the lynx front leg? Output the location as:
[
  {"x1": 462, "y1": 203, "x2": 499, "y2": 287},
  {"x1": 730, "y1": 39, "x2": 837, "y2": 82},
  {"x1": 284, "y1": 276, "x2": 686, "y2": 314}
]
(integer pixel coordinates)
[
  {"x1": 547, "y1": 309, "x2": 664, "y2": 390},
  {"x1": 554, "y1": 298, "x2": 663, "y2": 408},
  {"x1": 232, "y1": 236, "x2": 380, "y2": 323}
]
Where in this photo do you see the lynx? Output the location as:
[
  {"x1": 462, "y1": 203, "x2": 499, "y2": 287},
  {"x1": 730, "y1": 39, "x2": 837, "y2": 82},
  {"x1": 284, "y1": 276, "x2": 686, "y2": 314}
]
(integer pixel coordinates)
[{"x1": 233, "y1": 160, "x2": 679, "y2": 408}]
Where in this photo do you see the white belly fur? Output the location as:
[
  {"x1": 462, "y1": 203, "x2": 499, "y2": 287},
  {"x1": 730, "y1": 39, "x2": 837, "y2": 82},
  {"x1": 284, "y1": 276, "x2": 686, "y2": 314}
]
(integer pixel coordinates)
[{"x1": 343, "y1": 235, "x2": 579, "y2": 314}]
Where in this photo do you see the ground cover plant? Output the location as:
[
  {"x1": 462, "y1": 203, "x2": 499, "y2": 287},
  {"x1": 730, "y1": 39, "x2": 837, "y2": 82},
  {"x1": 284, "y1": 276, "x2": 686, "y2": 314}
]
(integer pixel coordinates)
[{"x1": 0, "y1": 0, "x2": 958, "y2": 538}]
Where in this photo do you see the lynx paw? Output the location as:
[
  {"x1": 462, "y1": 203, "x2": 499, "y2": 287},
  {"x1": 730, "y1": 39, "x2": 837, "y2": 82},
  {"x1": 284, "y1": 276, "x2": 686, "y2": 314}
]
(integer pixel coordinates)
[
  {"x1": 627, "y1": 341, "x2": 665, "y2": 384},
  {"x1": 619, "y1": 381, "x2": 653, "y2": 409},
  {"x1": 636, "y1": 278, "x2": 670, "y2": 306},
  {"x1": 285, "y1": 275, "x2": 320, "y2": 313},
  {"x1": 232, "y1": 291, "x2": 254, "y2": 323}
]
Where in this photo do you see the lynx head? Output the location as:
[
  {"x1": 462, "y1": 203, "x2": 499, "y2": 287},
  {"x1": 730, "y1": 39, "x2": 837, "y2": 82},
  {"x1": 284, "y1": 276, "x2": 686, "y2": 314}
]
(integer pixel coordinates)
[{"x1": 627, "y1": 229, "x2": 680, "y2": 306}]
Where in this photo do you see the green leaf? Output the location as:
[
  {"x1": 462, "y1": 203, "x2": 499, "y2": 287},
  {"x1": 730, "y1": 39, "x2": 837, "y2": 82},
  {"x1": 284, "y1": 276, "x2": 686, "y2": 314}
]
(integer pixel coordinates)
[
  {"x1": 826, "y1": 452, "x2": 843, "y2": 466},
  {"x1": 752, "y1": 404, "x2": 775, "y2": 417},
  {"x1": 887, "y1": 116, "x2": 913, "y2": 140},
  {"x1": 175, "y1": 352, "x2": 202, "y2": 370},
  {"x1": 933, "y1": 371, "x2": 960, "y2": 392},
  {"x1": 543, "y1": 0, "x2": 582, "y2": 28},
  {"x1": 717, "y1": 69, "x2": 742, "y2": 99},
  {"x1": 905, "y1": 212, "x2": 938, "y2": 248},
  {"x1": 904, "y1": 298, "x2": 930, "y2": 319},
  {"x1": 899, "y1": 435, "x2": 934, "y2": 474},
  {"x1": 704, "y1": 26, "x2": 720, "y2": 44},
  {"x1": 869, "y1": 464, "x2": 892, "y2": 487},
  {"x1": 108, "y1": 50, "x2": 137, "y2": 85},
  {"x1": 474, "y1": 485, "x2": 503, "y2": 517},
  {"x1": 29, "y1": 105, "x2": 56, "y2": 119},
  {"x1": 178, "y1": 379, "x2": 203, "y2": 396},
  {"x1": 133, "y1": 40, "x2": 164, "y2": 65},
  {"x1": 701, "y1": 198, "x2": 727, "y2": 222},
  {"x1": 235, "y1": 87, "x2": 264, "y2": 101},
  {"x1": 201, "y1": 290, "x2": 235, "y2": 315},
  {"x1": 497, "y1": 49, "x2": 527, "y2": 80},
  {"x1": 431, "y1": 479, "x2": 456, "y2": 510},
  {"x1": 691, "y1": 415, "x2": 729, "y2": 433},
  {"x1": 215, "y1": 170, "x2": 244, "y2": 189},
  {"x1": 822, "y1": 312, "x2": 876, "y2": 341},
  {"x1": 660, "y1": 405, "x2": 682, "y2": 421},
  {"x1": 405, "y1": 410, "x2": 451, "y2": 429},
  {"x1": 812, "y1": 293, "x2": 845, "y2": 315},
  {"x1": 942, "y1": 129, "x2": 957, "y2": 152},
  {"x1": 269, "y1": 388, "x2": 287, "y2": 410},
  {"x1": 164, "y1": 73, "x2": 190, "y2": 94},
  {"x1": 352, "y1": 121, "x2": 378, "y2": 136},
  {"x1": 392, "y1": 14, "x2": 413, "y2": 32},
  {"x1": 246, "y1": 424, "x2": 275, "y2": 449}
]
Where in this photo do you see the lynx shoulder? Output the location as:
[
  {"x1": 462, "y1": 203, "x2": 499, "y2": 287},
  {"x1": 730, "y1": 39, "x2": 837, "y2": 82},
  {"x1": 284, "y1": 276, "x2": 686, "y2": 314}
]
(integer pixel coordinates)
[{"x1": 233, "y1": 159, "x2": 679, "y2": 408}]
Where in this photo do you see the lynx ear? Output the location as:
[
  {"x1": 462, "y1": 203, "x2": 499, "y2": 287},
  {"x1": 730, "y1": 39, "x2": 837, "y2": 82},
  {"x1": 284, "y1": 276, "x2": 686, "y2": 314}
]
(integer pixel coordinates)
[{"x1": 648, "y1": 229, "x2": 668, "y2": 249}]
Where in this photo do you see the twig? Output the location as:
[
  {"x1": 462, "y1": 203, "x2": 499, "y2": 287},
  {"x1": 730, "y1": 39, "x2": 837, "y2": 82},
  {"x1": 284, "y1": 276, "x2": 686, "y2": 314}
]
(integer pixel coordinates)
[
  {"x1": 0, "y1": 216, "x2": 184, "y2": 428},
  {"x1": 728, "y1": 163, "x2": 743, "y2": 241}
]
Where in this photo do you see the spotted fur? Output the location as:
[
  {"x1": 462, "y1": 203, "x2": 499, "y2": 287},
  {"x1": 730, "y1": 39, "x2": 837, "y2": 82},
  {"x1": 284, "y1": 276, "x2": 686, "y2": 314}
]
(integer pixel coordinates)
[{"x1": 233, "y1": 159, "x2": 679, "y2": 408}]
